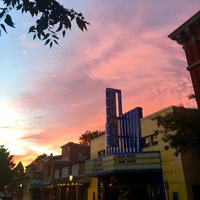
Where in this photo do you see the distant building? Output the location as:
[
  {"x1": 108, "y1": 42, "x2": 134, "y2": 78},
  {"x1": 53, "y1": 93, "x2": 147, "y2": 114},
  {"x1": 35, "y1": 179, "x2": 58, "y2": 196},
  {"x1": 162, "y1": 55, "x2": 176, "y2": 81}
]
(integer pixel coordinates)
[
  {"x1": 168, "y1": 10, "x2": 200, "y2": 108},
  {"x1": 13, "y1": 162, "x2": 24, "y2": 175},
  {"x1": 52, "y1": 142, "x2": 90, "y2": 200},
  {"x1": 11, "y1": 162, "x2": 26, "y2": 199},
  {"x1": 22, "y1": 155, "x2": 62, "y2": 200},
  {"x1": 12, "y1": 142, "x2": 90, "y2": 200}
]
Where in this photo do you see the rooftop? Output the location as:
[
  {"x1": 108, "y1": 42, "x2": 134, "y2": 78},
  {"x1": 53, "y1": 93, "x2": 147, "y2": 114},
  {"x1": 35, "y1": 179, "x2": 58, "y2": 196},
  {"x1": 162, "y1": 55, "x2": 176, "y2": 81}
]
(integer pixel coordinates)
[{"x1": 168, "y1": 10, "x2": 200, "y2": 40}]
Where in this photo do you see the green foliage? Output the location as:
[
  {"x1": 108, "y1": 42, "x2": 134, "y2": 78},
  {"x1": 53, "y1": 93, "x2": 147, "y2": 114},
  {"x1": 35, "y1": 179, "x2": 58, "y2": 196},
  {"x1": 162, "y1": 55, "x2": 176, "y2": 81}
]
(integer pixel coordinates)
[
  {"x1": 188, "y1": 93, "x2": 200, "y2": 101},
  {"x1": 0, "y1": 145, "x2": 15, "y2": 192},
  {"x1": 79, "y1": 130, "x2": 105, "y2": 145},
  {"x1": 0, "y1": 0, "x2": 89, "y2": 47},
  {"x1": 32, "y1": 153, "x2": 47, "y2": 164},
  {"x1": 152, "y1": 106, "x2": 200, "y2": 157}
]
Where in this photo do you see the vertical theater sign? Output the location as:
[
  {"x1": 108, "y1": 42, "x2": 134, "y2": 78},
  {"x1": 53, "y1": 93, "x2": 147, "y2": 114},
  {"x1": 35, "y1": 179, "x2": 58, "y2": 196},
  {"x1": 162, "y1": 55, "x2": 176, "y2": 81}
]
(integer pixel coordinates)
[
  {"x1": 105, "y1": 88, "x2": 143, "y2": 154},
  {"x1": 105, "y1": 88, "x2": 122, "y2": 151}
]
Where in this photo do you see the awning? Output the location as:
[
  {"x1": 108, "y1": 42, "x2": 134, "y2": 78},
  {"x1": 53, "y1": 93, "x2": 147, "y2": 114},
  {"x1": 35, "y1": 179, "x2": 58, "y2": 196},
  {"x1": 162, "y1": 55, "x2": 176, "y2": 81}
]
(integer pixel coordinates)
[{"x1": 52, "y1": 176, "x2": 91, "y2": 185}]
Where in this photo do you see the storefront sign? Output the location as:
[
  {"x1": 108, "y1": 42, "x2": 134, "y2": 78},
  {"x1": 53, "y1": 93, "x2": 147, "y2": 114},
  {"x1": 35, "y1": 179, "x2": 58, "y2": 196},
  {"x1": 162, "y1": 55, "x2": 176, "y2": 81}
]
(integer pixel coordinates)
[{"x1": 86, "y1": 151, "x2": 162, "y2": 176}]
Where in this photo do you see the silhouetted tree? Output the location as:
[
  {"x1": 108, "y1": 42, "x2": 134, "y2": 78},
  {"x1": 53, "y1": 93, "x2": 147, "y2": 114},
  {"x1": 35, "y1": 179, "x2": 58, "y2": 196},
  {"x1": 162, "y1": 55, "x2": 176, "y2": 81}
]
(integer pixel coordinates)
[
  {"x1": 32, "y1": 153, "x2": 47, "y2": 164},
  {"x1": 0, "y1": 0, "x2": 89, "y2": 47},
  {"x1": 79, "y1": 130, "x2": 105, "y2": 145},
  {"x1": 0, "y1": 145, "x2": 15, "y2": 192},
  {"x1": 152, "y1": 106, "x2": 200, "y2": 157}
]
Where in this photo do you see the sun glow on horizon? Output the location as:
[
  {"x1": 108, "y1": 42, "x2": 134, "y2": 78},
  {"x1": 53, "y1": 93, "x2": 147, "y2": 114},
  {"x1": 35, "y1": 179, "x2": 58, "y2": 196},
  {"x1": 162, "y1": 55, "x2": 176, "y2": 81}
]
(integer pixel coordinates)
[{"x1": 0, "y1": 104, "x2": 21, "y2": 127}]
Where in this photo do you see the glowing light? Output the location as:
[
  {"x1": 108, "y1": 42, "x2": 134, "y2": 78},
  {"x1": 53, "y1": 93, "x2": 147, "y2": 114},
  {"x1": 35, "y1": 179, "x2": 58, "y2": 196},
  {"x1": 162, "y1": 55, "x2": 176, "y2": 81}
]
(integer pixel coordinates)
[{"x1": 0, "y1": 104, "x2": 20, "y2": 127}]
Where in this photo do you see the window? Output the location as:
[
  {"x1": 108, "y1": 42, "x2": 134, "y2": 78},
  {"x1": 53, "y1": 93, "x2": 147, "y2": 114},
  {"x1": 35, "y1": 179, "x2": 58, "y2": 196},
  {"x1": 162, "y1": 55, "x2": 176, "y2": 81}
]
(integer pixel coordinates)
[
  {"x1": 62, "y1": 149, "x2": 65, "y2": 154},
  {"x1": 59, "y1": 168, "x2": 62, "y2": 178},
  {"x1": 47, "y1": 165, "x2": 51, "y2": 176},
  {"x1": 68, "y1": 165, "x2": 72, "y2": 176},
  {"x1": 142, "y1": 137, "x2": 150, "y2": 148},
  {"x1": 152, "y1": 134, "x2": 158, "y2": 146}
]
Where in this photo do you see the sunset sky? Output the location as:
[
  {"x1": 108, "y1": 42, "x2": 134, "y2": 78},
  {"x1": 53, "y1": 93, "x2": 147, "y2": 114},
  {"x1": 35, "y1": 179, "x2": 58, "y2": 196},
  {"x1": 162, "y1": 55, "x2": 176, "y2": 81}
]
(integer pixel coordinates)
[{"x1": 0, "y1": 0, "x2": 199, "y2": 167}]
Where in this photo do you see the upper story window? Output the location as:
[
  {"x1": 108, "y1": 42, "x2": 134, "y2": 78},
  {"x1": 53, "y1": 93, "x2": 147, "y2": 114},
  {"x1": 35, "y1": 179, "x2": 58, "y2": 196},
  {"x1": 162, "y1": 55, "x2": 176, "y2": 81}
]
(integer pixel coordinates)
[
  {"x1": 68, "y1": 165, "x2": 72, "y2": 176},
  {"x1": 142, "y1": 133, "x2": 158, "y2": 148},
  {"x1": 59, "y1": 168, "x2": 62, "y2": 178},
  {"x1": 62, "y1": 149, "x2": 65, "y2": 155},
  {"x1": 152, "y1": 134, "x2": 158, "y2": 146},
  {"x1": 47, "y1": 165, "x2": 51, "y2": 176},
  {"x1": 142, "y1": 137, "x2": 150, "y2": 148}
]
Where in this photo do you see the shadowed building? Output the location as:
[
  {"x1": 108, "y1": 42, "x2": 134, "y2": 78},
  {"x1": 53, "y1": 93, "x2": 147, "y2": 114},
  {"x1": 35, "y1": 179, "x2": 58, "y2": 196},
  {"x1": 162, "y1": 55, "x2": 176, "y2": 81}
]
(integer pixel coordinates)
[
  {"x1": 52, "y1": 142, "x2": 90, "y2": 200},
  {"x1": 168, "y1": 11, "x2": 200, "y2": 108}
]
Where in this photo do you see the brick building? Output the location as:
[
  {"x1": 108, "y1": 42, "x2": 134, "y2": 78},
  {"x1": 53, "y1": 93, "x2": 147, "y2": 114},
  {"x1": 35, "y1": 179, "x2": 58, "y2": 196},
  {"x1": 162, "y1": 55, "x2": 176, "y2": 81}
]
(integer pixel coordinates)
[{"x1": 168, "y1": 10, "x2": 200, "y2": 108}]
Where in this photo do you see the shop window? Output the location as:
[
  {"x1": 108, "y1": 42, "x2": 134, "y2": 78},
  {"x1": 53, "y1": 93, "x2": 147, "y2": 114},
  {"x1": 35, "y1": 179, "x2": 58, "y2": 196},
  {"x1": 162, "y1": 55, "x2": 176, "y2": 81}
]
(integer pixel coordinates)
[
  {"x1": 142, "y1": 137, "x2": 150, "y2": 148},
  {"x1": 152, "y1": 134, "x2": 158, "y2": 146}
]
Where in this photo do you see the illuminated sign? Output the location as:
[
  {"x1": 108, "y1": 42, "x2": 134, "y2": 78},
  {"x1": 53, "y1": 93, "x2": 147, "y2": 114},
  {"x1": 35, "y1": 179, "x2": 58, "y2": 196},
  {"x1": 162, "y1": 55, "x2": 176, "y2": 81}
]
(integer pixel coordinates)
[{"x1": 86, "y1": 151, "x2": 162, "y2": 176}]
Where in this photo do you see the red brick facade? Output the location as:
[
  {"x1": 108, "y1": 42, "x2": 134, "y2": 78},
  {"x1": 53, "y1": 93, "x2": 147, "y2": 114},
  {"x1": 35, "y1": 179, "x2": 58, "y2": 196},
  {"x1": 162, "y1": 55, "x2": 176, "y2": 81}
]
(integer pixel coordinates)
[
  {"x1": 169, "y1": 11, "x2": 200, "y2": 108},
  {"x1": 61, "y1": 142, "x2": 90, "y2": 162}
]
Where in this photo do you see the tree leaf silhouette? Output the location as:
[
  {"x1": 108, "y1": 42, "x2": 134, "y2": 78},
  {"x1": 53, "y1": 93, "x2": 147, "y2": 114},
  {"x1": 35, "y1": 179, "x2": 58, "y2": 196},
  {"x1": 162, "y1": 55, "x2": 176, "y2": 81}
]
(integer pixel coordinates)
[{"x1": 4, "y1": 14, "x2": 15, "y2": 28}]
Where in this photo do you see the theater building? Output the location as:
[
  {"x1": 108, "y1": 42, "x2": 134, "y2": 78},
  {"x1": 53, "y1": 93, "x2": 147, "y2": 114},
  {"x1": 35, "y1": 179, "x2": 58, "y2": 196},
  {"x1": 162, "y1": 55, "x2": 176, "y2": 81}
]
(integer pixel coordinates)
[{"x1": 85, "y1": 88, "x2": 200, "y2": 200}]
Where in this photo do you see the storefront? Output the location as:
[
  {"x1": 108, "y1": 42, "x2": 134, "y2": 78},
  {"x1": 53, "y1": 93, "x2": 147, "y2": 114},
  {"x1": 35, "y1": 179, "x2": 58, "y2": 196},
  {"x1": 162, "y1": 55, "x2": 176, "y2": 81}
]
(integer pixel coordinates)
[
  {"x1": 98, "y1": 171, "x2": 164, "y2": 200},
  {"x1": 86, "y1": 151, "x2": 165, "y2": 200},
  {"x1": 52, "y1": 176, "x2": 90, "y2": 200}
]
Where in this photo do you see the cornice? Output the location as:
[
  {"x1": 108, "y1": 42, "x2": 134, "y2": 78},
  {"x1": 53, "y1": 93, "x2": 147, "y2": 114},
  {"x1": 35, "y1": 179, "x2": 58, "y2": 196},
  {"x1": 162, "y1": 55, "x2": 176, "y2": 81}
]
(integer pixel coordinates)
[{"x1": 168, "y1": 11, "x2": 200, "y2": 40}]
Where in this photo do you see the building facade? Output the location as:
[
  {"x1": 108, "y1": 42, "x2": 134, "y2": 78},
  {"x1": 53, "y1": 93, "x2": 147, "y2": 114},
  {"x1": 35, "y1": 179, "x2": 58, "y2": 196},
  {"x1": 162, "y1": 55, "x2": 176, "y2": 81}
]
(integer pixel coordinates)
[
  {"x1": 85, "y1": 89, "x2": 200, "y2": 200},
  {"x1": 168, "y1": 10, "x2": 200, "y2": 108},
  {"x1": 52, "y1": 142, "x2": 90, "y2": 200},
  {"x1": 12, "y1": 143, "x2": 90, "y2": 200}
]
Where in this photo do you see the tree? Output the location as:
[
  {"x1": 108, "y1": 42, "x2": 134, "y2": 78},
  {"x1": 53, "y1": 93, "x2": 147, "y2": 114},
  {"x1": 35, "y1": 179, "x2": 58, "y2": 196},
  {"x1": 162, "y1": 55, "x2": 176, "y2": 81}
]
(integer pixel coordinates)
[
  {"x1": 32, "y1": 153, "x2": 47, "y2": 164},
  {"x1": 0, "y1": 145, "x2": 15, "y2": 192},
  {"x1": 79, "y1": 130, "x2": 105, "y2": 145},
  {"x1": 0, "y1": 0, "x2": 89, "y2": 47},
  {"x1": 152, "y1": 106, "x2": 200, "y2": 157}
]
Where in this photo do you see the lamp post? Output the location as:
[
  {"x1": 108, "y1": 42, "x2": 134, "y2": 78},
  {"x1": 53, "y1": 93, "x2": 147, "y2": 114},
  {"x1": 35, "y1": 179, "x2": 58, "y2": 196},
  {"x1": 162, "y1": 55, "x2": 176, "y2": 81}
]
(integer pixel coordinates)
[
  {"x1": 19, "y1": 184, "x2": 23, "y2": 200},
  {"x1": 69, "y1": 175, "x2": 73, "y2": 200}
]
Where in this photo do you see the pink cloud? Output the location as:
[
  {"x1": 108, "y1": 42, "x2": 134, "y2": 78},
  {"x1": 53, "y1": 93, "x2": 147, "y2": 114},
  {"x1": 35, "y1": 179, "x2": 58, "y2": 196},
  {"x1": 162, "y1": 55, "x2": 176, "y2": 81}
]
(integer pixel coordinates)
[{"x1": 5, "y1": 0, "x2": 200, "y2": 165}]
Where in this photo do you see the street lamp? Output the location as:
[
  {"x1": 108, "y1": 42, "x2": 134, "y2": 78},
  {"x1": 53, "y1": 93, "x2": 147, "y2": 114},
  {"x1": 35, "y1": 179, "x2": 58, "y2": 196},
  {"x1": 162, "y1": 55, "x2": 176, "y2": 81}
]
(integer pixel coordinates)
[
  {"x1": 69, "y1": 175, "x2": 73, "y2": 182},
  {"x1": 69, "y1": 175, "x2": 73, "y2": 200},
  {"x1": 19, "y1": 184, "x2": 23, "y2": 200}
]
